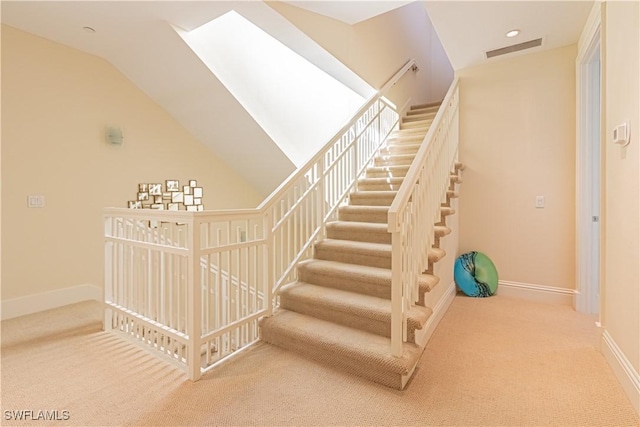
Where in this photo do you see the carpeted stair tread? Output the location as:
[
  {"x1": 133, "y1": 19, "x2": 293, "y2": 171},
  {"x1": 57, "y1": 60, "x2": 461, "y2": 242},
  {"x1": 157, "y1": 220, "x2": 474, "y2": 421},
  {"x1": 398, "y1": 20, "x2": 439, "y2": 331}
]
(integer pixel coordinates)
[
  {"x1": 326, "y1": 221, "x2": 390, "y2": 244},
  {"x1": 357, "y1": 177, "x2": 405, "y2": 191},
  {"x1": 349, "y1": 191, "x2": 397, "y2": 206},
  {"x1": 374, "y1": 153, "x2": 417, "y2": 166},
  {"x1": 440, "y1": 206, "x2": 456, "y2": 216},
  {"x1": 338, "y1": 205, "x2": 389, "y2": 223},
  {"x1": 428, "y1": 247, "x2": 446, "y2": 263},
  {"x1": 297, "y1": 259, "x2": 437, "y2": 298},
  {"x1": 365, "y1": 165, "x2": 411, "y2": 179},
  {"x1": 278, "y1": 282, "x2": 432, "y2": 335},
  {"x1": 380, "y1": 144, "x2": 421, "y2": 155},
  {"x1": 434, "y1": 225, "x2": 452, "y2": 237},
  {"x1": 315, "y1": 239, "x2": 392, "y2": 268},
  {"x1": 402, "y1": 112, "x2": 436, "y2": 122},
  {"x1": 259, "y1": 310, "x2": 422, "y2": 379},
  {"x1": 410, "y1": 102, "x2": 441, "y2": 111}
]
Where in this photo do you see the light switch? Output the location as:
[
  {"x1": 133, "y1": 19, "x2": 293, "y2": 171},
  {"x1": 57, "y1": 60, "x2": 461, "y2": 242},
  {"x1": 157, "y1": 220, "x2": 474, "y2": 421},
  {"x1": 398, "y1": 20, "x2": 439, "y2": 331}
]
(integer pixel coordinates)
[
  {"x1": 535, "y1": 196, "x2": 545, "y2": 208},
  {"x1": 28, "y1": 195, "x2": 45, "y2": 208}
]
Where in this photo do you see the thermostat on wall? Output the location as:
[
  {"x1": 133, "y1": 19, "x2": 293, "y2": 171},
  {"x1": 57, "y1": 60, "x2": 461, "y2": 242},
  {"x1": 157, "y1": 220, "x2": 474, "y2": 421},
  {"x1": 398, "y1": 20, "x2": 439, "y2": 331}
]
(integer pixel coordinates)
[{"x1": 613, "y1": 121, "x2": 630, "y2": 147}]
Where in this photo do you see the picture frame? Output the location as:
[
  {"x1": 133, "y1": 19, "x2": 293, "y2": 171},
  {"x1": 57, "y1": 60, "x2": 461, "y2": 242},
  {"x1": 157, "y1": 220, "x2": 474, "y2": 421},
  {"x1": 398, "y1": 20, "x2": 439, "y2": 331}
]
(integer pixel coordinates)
[
  {"x1": 166, "y1": 180, "x2": 179, "y2": 192},
  {"x1": 138, "y1": 192, "x2": 149, "y2": 201},
  {"x1": 171, "y1": 192, "x2": 184, "y2": 203},
  {"x1": 194, "y1": 198, "x2": 202, "y2": 205},
  {"x1": 151, "y1": 203, "x2": 165, "y2": 210},
  {"x1": 193, "y1": 187, "x2": 203, "y2": 198},
  {"x1": 189, "y1": 180, "x2": 197, "y2": 187},
  {"x1": 186, "y1": 205, "x2": 198, "y2": 212},
  {"x1": 167, "y1": 203, "x2": 179, "y2": 211},
  {"x1": 184, "y1": 194, "x2": 194, "y2": 206},
  {"x1": 183, "y1": 185, "x2": 191, "y2": 195},
  {"x1": 149, "y1": 183, "x2": 162, "y2": 196},
  {"x1": 162, "y1": 192, "x2": 172, "y2": 200},
  {"x1": 128, "y1": 200, "x2": 142, "y2": 209},
  {"x1": 154, "y1": 196, "x2": 163, "y2": 204},
  {"x1": 139, "y1": 183, "x2": 148, "y2": 192}
]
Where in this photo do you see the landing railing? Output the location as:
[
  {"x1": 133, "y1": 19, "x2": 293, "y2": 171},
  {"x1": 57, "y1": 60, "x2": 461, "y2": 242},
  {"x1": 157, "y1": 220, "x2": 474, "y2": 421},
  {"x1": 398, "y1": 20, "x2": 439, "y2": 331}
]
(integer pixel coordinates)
[
  {"x1": 104, "y1": 59, "x2": 418, "y2": 380},
  {"x1": 387, "y1": 78, "x2": 460, "y2": 356}
]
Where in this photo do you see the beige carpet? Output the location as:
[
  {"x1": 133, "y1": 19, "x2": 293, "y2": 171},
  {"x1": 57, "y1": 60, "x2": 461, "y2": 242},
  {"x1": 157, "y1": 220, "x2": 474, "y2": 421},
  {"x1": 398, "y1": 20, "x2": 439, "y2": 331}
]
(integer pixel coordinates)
[{"x1": 1, "y1": 295, "x2": 638, "y2": 426}]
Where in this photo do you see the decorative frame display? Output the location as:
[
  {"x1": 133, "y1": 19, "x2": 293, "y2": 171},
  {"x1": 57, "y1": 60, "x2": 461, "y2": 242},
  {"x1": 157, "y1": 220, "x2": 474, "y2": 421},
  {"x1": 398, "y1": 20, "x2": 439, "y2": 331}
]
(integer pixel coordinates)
[{"x1": 128, "y1": 180, "x2": 203, "y2": 211}]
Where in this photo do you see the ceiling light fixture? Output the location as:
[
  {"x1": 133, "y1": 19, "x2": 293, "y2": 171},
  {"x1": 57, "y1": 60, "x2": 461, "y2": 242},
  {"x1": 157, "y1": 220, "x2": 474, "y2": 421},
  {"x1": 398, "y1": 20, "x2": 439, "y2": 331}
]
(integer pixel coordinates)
[
  {"x1": 506, "y1": 29, "x2": 520, "y2": 38},
  {"x1": 82, "y1": 26, "x2": 96, "y2": 33}
]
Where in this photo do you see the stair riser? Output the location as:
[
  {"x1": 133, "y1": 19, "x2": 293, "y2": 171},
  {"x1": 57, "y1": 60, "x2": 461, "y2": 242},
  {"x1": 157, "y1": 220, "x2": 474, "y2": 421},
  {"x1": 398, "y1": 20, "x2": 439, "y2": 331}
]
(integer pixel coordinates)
[
  {"x1": 315, "y1": 246, "x2": 391, "y2": 269},
  {"x1": 366, "y1": 170, "x2": 408, "y2": 179},
  {"x1": 400, "y1": 122, "x2": 431, "y2": 130},
  {"x1": 349, "y1": 195, "x2": 396, "y2": 206},
  {"x1": 380, "y1": 145, "x2": 420, "y2": 155},
  {"x1": 326, "y1": 227, "x2": 391, "y2": 244},
  {"x1": 297, "y1": 267, "x2": 391, "y2": 299},
  {"x1": 279, "y1": 296, "x2": 418, "y2": 343},
  {"x1": 358, "y1": 182, "x2": 403, "y2": 192},
  {"x1": 259, "y1": 321, "x2": 407, "y2": 390},
  {"x1": 338, "y1": 209, "x2": 388, "y2": 224},
  {"x1": 374, "y1": 157, "x2": 414, "y2": 167},
  {"x1": 403, "y1": 113, "x2": 436, "y2": 122}
]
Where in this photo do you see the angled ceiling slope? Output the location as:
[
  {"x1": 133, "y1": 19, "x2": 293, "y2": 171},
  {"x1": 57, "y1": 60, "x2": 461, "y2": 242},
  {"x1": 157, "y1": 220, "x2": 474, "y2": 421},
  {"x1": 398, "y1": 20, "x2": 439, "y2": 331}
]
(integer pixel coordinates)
[{"x1": 1, "y1": 1, "x2": 374, "y2": 196}]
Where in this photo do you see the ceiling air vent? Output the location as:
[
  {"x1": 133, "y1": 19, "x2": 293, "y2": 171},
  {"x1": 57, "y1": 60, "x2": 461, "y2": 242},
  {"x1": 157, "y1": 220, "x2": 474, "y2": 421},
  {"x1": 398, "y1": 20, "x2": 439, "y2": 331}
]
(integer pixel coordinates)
[{"x1": 485, "y1": 38, "x2": 543, "y2": 59}]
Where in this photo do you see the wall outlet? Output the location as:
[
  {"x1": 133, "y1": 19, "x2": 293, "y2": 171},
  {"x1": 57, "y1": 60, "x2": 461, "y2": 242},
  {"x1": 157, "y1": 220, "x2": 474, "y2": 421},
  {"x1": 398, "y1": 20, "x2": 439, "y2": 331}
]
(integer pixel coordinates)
[
  {"x1": 535, "y1": 196, "x2": 545, "y2": 208},
  {"x1": 27, "y1": 195, "x2": 45, "y2": 208}
]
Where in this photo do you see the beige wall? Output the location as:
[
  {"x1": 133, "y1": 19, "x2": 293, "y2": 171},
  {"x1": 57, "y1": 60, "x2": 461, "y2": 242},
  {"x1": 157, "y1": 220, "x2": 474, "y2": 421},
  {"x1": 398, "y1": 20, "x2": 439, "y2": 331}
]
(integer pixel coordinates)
[
  {"x1": 457, "y1": 45, "x2": 577, "y2": 290},
  {"x1": 602, "y1": 1, "x2": 640, "y2": 375},
  {"x1": 268, "y1": 1, "x2": 454, "y2": 109},
  {"x1": 1, "y1": 25, "x2": 263, "y2": 301}
]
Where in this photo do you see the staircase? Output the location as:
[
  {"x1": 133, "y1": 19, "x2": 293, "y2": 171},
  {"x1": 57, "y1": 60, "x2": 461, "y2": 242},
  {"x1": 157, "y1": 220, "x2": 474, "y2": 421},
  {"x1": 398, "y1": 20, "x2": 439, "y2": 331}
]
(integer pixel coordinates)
[{"x1": 259, "y1": 102, "x2": 463, "y2": 389}]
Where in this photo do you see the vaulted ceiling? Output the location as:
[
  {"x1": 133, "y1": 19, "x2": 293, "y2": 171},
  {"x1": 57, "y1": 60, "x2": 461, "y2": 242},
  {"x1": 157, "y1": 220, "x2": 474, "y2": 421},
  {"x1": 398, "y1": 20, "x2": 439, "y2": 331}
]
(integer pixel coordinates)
[{"x1": 1, "y1": 1, "x2": 594, "y2": 194}]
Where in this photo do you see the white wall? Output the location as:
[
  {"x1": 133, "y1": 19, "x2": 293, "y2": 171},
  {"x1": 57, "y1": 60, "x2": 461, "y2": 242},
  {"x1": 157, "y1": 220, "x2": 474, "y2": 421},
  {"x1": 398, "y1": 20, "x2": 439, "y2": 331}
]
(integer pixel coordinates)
[
  {"x1": 1, "y1": 25, "x2": 263, "y2": 311},
  {"x1": 601, "y1": 0, "x2": 640, "y2": 413},
  {"x1": 457, "y1": 45, "x2": 577, "y2": 292}
]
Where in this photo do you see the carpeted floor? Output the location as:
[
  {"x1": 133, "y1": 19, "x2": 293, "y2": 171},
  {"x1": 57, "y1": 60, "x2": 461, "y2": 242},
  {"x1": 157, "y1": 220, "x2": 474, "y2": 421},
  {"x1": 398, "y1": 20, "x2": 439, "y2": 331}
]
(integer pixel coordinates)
[{"x1": 1, "y1": 295, "x2": 638, "y2": 426}]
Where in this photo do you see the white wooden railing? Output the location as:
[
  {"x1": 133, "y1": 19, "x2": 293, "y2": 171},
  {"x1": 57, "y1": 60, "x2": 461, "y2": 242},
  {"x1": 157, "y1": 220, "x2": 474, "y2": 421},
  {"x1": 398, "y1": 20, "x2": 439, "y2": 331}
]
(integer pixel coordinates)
[
  {"x1": 387, "y1": 78, "x2": 460, "y2": 356},
  {"x1": 104, "y1": 60, "x2": 420, "y2": 380}
]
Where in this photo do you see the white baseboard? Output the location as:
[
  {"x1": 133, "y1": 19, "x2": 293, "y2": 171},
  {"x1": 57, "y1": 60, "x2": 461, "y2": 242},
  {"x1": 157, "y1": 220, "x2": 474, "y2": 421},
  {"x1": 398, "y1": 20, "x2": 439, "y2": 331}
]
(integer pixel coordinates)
[
  {"x1": 415, "y1": 281, "x2": 456, "y2": 347},
  {"x1": 1, "y1": 284, "x2": 102, "y2": 320},
  {"x1": 497, "y1": 280, "x2": 575, "y2": 306},
  {"x1": 601, "y1": 330, "x2": 640, "y2": 415}
]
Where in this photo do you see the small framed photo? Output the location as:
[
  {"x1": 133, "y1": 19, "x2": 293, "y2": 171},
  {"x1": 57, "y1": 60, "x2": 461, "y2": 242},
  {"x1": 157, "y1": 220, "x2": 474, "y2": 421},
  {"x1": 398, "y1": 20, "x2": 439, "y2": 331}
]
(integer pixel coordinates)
[
  {"x1": 193, "y1": 187, "x2": 203, "y2": 198},
  {"x1": 139, "y1": 183, "x2": 148, "y2": 192},
  {"x1": 154, "y1": 196, "x2": 163, "y2": 204},
  {"x1": 186, "y1": 205, "x2": 198, "y2": 212},
  {"x1": 167, "y1": 203, "x2": 179, "y2": 211},
  {"x1": 128, "y1": 200, "x2": 142, "y2": 209},
  {"x1": 194, "y1": 198, "x2": 202, "y2": 205},
  {"x1": 138, "y1": 192, "x2": 149, "y2": 201},
  {"x1": 149, "y1": 183, "x2": 162, "y2": 196},
  {"x1": 197, "y1": 205, "x2": 204, "y2": 212},
  {"x1": 184, "y1": 194, "x2": 194, "y2": 206},
  {"x1": 183, "y1": 185, "x2": 191, "y2": 195},
  {"x1": 151, "y1": 203, "x2": 165, "y2": 210},
  {"x1": 166, "y1": 180, "x2": 180, "y2": 192},
  {"x1": 171, "y1": 192, "x2": 183, "y2": 203},
  {"x1": 162, "y1": 192, "x2": 172, "y2": 200},
  {"x1": 189, "y1": 180, "x2": 197, "y2": 187},
  {"x1": 142, "y1": 203, "x2": 152, "y2": 209}
]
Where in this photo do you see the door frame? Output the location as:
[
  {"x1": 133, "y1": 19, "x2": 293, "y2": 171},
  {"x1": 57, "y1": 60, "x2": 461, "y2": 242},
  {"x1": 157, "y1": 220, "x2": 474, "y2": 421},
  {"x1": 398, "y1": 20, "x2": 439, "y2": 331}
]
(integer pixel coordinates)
[{"x1": 576, "y1": 5, "x2": 602, "y2": 316}]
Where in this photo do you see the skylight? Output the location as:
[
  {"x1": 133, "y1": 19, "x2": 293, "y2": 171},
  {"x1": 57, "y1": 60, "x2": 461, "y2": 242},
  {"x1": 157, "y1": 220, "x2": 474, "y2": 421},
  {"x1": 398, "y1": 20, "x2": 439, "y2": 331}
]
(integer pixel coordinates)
[{"x1": 177, "y1": 11, "x2": 366, "y2": 166}]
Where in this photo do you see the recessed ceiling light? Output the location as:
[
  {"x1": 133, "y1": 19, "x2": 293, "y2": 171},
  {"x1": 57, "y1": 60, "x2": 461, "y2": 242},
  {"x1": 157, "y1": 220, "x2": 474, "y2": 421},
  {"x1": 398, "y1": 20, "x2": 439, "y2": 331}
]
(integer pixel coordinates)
[
  {"x1": 506, "y1": 29, "x2": 520, "y2": 38},
  {"x1": 82, "y1": 26, "x2": 96, "y2": 33}
]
